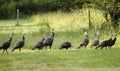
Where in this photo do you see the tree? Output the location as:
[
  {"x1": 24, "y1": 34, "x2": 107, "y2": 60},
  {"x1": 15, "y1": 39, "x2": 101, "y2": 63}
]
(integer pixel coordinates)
[{"x1": 95, "y1": 0, "x2": 120, "y2": 29}]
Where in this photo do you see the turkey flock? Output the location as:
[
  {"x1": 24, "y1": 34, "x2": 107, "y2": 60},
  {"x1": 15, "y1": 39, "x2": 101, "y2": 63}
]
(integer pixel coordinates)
[{"x1": 0, "y1": 28, "x2": 117, "y2": 54}]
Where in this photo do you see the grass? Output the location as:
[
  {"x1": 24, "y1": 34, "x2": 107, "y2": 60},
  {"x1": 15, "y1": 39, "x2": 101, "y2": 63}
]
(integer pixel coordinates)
[
  {"x1": 0, "y1": 9, "x2": 120, "y2": 71},
  {"x1": 0, "y1": 49, "x2": 120, "y2": 71},
  {"x1": 31, "y1": 9, "x2": 105, "y2": 31}
]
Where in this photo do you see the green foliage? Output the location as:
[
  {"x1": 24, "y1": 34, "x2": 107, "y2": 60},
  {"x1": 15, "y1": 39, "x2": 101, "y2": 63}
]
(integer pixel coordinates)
[
  {"x1": 95, "y1": 0, "x2": 120, "y2": 28},
  {"x1": 0, "y1": 0, "x2": 16, "y2": 19}
]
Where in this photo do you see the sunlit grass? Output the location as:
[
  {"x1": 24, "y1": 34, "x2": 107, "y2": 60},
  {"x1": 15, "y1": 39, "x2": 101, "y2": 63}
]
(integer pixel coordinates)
[{"x1": 31, "y1": 9, "x2": 105, "y2": 31}]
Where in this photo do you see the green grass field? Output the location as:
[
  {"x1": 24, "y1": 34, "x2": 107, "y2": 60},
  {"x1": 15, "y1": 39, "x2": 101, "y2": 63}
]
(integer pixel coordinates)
[
  {"x1": 0, "y1": 9, "x2": 120, "y2": 71},
  {"x1": 0, "y1": 49, "x2": 120, "y2": 71}
]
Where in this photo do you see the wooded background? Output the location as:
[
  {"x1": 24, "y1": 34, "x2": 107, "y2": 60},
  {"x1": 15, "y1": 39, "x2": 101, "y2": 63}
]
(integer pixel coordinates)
[{"x1": 0, "y1": 0, "x2": 120, "y2": 28}]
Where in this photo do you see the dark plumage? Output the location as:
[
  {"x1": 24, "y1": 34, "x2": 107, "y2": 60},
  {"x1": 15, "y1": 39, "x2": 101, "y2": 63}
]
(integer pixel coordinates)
[
  {"x1": 32, "y1": 34, "x2": 46, "y2": 50},
  {"x1": 95, "y1": 34, "x2": 113, "y2": 49},
  {"x1": 90, "y1": 32, "x2": 99, "y2": 48},
  {"x1": 108, "y1": 34, "x2": 117, "y2": 48},
  {"x1": 12, "y1": 33, "x2": 25, "y2": 52},
  {"x1": 78, "y1": 32, "x2": 89, "y2": 48},
  {"x1": 44, "y1": 28, "x2": 55, "y2": 50},
  {"x1": 60, "y1": 42, "x2": 72, "y2": 50},
  {"x1": 0, "y1": 33, "x2": 13, "y2": 54}
]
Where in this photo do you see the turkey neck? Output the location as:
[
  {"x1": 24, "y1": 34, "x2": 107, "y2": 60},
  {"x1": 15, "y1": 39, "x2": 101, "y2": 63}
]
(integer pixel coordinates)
[
  {"x1": 86, "y1": 35, "x2": 89, "y2": 39},
  {"x1": 9, "y1": 34, "x2": 13, "y2": 42},
  {"x1": 52, "y1": 32, "x2": 55, "y2": 37},
  {"x1": 113, "y1": 36, "x2": 116, "y2": 41},
  {"x1": 42, "y1": 37, "x2": 45, "y2": 41},
  {"x1": 9, "y1": 36, "x2": 13, "y2": 42},
  {"x1": 96, "y1": 35, "x2": 99, "y2": 40},
  {"x1": 22, "y1": 35, "x2": 25, "y2": 41},
  {"x1": 109, "y1": 35, "x2": 113, "y2": 40}
]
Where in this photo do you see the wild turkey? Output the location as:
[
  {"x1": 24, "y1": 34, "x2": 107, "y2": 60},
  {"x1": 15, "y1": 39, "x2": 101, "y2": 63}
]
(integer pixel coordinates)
[
  {"x1": 108, "y1": 34, "x2": 117, "y2": 48},
  {"x1": 12, "y1": 33, "x2": 25, "y2": 52},
  {"x1": 43, "y1": 28, "x2": 55, "y2": 50},
  {"x1": 90, "y1": 32, "x2": 99, "y2": 48},
  {"x1": 32, "y1": 34, "x2": 46, "y2": 50},
  {"x1": 95, "y1": 34, "x2": 113, "y2": 49},
  {"x1": 0, "y1": 33, "x2": 13, "y2": 54},
  {"x1": 60, "y1": 42, "x2": 72, "y2": 50},
  {"x1": 78, "y1": 32, "x2": 89, "y2": 48}
]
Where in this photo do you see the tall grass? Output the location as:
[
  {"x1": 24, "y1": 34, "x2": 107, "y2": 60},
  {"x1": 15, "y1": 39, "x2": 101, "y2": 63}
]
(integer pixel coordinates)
[{"x1": 31, "y1": 9, "x2": 105, "y2": 31}]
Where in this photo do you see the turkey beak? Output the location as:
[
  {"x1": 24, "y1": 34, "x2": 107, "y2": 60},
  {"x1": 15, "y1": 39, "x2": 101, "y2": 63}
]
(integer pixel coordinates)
[
  {"x1": 10, "y1": 33, "x2": 14, "y2": 37},
  {"x1": 111, "y1": 34, "x2": 113, "y2": 38},
  {"x1": 115, "y1": 34, "x2": 117, "y2": 37},
  {"x1": 43, "y1": 34, "x2": 46, "y2": 37},
  {"x1": 23, "y1": 33, "x2": 25, "y2": 36},
  {"x1": 11, "y1": 33, "x2": 14, "y2": 36},
  {"x1": 96, "y1": 32, "x2": 99, "y2": 36},
  {"x1": 51, "y1": 28, "x2": 54, "y2": 32}
]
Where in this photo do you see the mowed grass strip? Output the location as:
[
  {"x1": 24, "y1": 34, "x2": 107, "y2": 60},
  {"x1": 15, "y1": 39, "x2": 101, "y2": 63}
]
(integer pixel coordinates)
[{"x1": 0, "y1": 48, "x2": 120, "y2": 71}]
